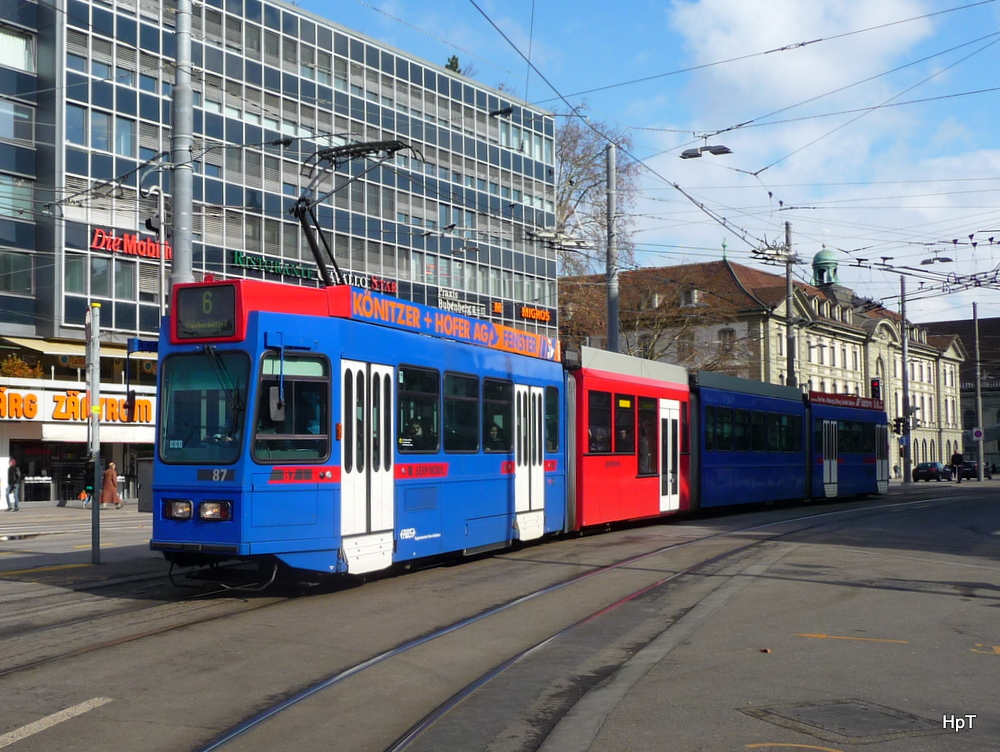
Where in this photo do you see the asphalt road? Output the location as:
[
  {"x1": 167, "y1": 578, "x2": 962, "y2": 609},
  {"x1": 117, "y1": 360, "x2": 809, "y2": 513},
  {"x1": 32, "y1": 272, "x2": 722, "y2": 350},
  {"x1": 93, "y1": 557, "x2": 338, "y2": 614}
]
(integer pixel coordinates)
[{"x1": 0, "y1": 482, "x2": 997, "y2": 752}]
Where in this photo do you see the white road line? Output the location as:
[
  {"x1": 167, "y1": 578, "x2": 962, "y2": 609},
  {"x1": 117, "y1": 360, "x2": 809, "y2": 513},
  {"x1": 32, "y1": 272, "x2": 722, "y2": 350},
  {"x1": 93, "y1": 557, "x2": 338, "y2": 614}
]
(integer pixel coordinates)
[{"x1": 0, "y1": 698, "x2": 113, "y2": 749}]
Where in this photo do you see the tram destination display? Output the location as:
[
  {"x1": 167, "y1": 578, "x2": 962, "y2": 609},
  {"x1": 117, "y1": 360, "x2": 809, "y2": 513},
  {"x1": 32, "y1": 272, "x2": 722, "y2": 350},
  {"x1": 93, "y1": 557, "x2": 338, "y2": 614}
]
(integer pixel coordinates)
[{"x1": 174, "y1": 284, "x2": 237, "y2": 339}]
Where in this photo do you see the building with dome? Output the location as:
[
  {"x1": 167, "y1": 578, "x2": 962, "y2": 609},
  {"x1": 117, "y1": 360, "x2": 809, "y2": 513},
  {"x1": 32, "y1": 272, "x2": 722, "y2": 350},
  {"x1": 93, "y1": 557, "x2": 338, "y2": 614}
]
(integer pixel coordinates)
[{"x1": 560, "y1": 253, "x2": 965, "y2": 475}]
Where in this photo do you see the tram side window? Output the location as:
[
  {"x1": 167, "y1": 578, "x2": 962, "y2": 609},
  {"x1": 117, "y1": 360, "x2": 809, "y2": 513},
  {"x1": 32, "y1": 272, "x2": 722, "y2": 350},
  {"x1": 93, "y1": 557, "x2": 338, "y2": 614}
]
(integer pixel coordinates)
[
  {"x1": 769, "y1": 413, "x2": 800, "y2": 453},
  {"x1": 637, "y1": 397, "x2": 657, "y2": 474},
  {"x1": 733, "y1": 409, "x2": 751, "y2": 451},
  {"x1": 861, "y1": 422, "x2": 875, "y2": 453},
  {"x1": 838, "y1": 420, "x2": 865, "y2": 453},
  {"x1": 705, "y1": 406, "x2": 715, "y2": 451},
  {"x1": 588, "y1": 391, "x2": 612, "y2": 453},
  {"x1": 545, "y1": 386, "x2": 560, "y2": 452},
  {"x1": 751, "y1": 411, "x2": 766, "y2": 451},
  {"x1": 787, "y1": 414, "x2": 802, "y2": 452},
  {"x1": 767, "y1": 413, "x2": 781, "y2": 451},
  {"x1": 614, "y1": 395, "x2": 635, "y2": 453},
  {"x1": 483, "y1": 378, "x2": 513, "y2": 452},
  {"x1": 444, "y1": 373, "x2": 479, "y2": 452},
  {"x1": 715, "y1": 407, "x2": 733, "y2": 451},
  {"x1": 253, "y1": 355, "x2": 330, "y2": 462},
  {"x1": 398, "y1": 366, "x2": 440, "y2": 452}
]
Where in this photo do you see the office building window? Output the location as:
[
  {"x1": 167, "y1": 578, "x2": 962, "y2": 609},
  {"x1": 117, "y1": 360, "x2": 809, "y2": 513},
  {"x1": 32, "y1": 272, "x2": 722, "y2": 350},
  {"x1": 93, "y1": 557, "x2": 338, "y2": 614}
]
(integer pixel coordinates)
[
  {"x1": 0, "y1": 101, "x2": 32, "y2": 142},
  {"x1": 91, "y1": 111, "x2": 112, "y2": 151},
  {"x1": 91, "y1": 257, "x2": 111, "y2": 297},
  {"x1": 114, "y1": 259, "x2": 136, "y2": 300},
  {"x1": 0, "y1": 250, "x2": 31, "y2": 294},
  {"x1": 66, "y1": 104, "x2": 87, "y2": 146},
  {"x1": 115, "y1": 117, "x2": 135, "y2": 157},
  {"x1": 0, "y1": 28, "x2": 34, "y2": 73},
  {"x1": 65, "y1": 254, "x2": 87, "y2": 294},
  {"x1": 0, "y1": 175, "x2": 32, "y2": 217}
]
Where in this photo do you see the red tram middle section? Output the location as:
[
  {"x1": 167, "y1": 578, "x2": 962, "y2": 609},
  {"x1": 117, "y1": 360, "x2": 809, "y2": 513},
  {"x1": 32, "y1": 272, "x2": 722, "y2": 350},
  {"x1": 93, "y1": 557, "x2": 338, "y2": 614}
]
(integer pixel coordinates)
[{"x1": 567, "y1": 347, "x2": 690, "y2": 529}]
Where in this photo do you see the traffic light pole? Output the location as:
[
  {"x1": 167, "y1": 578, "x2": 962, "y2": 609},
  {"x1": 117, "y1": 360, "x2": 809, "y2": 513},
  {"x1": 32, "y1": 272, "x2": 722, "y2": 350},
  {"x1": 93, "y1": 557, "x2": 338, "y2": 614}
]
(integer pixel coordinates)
[{"x1": 900, "y1": 277, "x2": 912, "y2": 484}]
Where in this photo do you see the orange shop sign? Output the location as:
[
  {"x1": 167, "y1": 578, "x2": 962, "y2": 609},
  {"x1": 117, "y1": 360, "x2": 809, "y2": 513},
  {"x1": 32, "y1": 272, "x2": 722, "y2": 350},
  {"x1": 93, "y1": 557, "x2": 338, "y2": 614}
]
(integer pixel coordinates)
[{"x1": 0, "y1": 386, "x2": 154, "y2": 424}]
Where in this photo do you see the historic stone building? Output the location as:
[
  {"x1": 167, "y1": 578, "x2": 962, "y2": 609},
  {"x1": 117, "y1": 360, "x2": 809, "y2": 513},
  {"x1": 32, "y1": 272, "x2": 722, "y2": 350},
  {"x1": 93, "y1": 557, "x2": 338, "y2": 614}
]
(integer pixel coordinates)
[
  {"x1": 560, "y1": 252, "x2": 965, "y2": 473},
  {"x1": 924, "y1": 316, "x2": 1000, "y2": 471}
]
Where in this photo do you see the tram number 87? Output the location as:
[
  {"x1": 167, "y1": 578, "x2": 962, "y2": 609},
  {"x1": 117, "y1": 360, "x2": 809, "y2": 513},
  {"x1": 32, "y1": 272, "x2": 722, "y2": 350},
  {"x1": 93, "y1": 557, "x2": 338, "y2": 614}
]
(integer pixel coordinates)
[{"x1": 197, "y1": 469, "x2": 232, "y2": 481}]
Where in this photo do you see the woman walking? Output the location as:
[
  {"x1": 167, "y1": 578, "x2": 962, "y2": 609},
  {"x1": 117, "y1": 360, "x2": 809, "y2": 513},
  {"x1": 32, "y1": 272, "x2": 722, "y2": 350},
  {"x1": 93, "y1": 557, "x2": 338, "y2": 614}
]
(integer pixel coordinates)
[{"x1": 100, "y1": 461, "x2": 122, "y2": 509}]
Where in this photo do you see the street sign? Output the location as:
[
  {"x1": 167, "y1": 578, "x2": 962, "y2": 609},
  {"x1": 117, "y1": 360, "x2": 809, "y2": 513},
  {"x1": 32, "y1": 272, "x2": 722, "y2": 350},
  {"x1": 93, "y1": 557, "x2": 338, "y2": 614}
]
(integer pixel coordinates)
[{"x1": 973, "y1": 427, "x2": 984, "y2": 441}]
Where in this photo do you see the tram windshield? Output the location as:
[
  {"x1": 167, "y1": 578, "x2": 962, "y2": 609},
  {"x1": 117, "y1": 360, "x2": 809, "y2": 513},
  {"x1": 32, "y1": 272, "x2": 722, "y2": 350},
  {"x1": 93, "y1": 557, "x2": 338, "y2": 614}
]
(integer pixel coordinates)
[{"x1": 159, "y1": 349, "x2": 250, "y2": 464}]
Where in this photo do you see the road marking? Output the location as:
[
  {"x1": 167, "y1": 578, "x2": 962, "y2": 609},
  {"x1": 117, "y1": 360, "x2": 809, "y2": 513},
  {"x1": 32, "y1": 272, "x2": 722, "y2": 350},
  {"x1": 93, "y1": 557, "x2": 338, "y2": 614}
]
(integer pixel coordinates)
[
  {"x1": 0, "y1": 563, "x2": 90, "y2": 577},
  {"x1": 0, "y1": 698, "x2": 113, "y2": 749},
  {"x1": 970, "y1": 643, "x2": 1000, "y2": 654},
  {"x1": 747, "y1": 745, "x2": 845, "y2": 751},
  {"x1": 794, "y1": 633, "x2": 909, "y2": 644},
  {"x1": 71, "y1": 543, "x2": 114, "y2": 549}
]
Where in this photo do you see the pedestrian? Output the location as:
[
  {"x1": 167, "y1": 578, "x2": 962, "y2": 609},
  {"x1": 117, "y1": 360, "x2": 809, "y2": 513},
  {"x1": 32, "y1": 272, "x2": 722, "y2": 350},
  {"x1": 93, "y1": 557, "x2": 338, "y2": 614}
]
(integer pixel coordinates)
[
  {"x1": 892, "y1": 464, "x2": 900, "y2": 479},
  {"x1": 81, "y1": 459, "x2": 95, "y2": 508},
  {"x1": 950, "y1": 450, "x2": 964, "y2": 483},
  {"x1": 100, "y1": 461, "x2": 122, "y2": 509},
  {"x1": 5, "y1": 458, "x2": 21, "y2": 512}
]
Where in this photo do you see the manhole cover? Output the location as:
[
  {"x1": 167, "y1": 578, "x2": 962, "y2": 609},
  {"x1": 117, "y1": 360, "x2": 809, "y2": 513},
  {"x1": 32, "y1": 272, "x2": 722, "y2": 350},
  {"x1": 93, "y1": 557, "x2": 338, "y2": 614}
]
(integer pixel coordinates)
[{"x1": 743, "y1": 698, "x2": 944, "y2": 743}]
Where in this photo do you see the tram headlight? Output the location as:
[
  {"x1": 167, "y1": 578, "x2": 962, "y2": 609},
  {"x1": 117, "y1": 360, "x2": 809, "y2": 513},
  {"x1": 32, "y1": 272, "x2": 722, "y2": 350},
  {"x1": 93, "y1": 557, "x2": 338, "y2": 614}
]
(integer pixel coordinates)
[
  {"x1": 164, "y1": 500, "x2": 193, "y2": 520},
  {"x1": 199, "y1": 501, "x2": 233, "y2": 521}
]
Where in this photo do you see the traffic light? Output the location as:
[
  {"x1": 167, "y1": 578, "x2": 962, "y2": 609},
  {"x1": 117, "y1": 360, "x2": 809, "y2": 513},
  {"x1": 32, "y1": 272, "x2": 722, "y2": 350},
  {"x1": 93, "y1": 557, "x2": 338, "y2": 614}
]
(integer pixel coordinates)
[
  {"x1": 145, "y1": 216, "x2": 161, "y2": 234},
  {"x1": 870, "y1": 377, "x2": 881, "y2": 400},
  {"x1": 892, "y1": 417, "x2": 904, "y2": 434}
]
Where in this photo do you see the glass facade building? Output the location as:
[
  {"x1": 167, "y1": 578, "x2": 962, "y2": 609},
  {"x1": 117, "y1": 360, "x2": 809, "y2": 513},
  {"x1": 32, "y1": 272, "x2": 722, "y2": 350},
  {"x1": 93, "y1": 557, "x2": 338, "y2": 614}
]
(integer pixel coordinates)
[
  {"x1": 21, "y1": 0, "x2": 557, "y2": 340},
  {"x1": 0, "y1": 0, "x2": 557, "y2": 502}
]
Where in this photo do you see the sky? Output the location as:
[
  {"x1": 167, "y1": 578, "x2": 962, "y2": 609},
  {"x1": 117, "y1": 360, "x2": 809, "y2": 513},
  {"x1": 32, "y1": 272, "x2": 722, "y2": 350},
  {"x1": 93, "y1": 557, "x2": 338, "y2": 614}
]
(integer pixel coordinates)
[{"x1": 295, "y1": 0, "x2": 1000, "y2": 324}]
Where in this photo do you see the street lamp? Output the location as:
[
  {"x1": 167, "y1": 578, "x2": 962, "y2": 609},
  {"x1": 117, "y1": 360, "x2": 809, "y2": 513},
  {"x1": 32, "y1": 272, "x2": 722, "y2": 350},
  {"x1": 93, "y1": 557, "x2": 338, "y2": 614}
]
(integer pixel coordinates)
[
  {"x1": 680, "y1": 144, "x2": 733, "y2": 159},
  {"x1": 139, "y1": 181, "x2": 168, "y2": 318}
]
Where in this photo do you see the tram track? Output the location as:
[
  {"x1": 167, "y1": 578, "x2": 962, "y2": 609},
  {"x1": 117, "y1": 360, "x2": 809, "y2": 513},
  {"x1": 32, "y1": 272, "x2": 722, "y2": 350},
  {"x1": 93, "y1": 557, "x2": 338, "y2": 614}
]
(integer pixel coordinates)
[
  {"x1": 192, "y1": 497, "x2": 939, "y2": 752},
  {"x1": 0, "y1": 578, "x2": 306, "y2": 679}
]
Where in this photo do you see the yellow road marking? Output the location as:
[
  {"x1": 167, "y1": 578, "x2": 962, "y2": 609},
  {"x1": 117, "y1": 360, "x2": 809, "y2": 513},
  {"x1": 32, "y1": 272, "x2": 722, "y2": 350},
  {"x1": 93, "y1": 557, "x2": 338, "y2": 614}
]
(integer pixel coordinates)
[
  {"x1": 970, "y1": 643, "x2": 1000, "y2": 654},
  {"x1": 71, "y1": 544, "x2": 113, "y2": 549},
  {"x1": 794, "y1": 633, "x2": 909, "y2": 644},
  {"x1": 0, "y1": 563, "x2": 91, "y2": 577},
  {"x1": 747, "y1": 745, "x2": 846, "y2": 751}
]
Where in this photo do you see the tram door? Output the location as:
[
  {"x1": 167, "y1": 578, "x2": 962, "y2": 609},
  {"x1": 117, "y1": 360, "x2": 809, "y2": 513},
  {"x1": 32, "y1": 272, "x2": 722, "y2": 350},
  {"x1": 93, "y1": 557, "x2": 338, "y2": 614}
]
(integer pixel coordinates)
[
  {"x1": 340, "y1": 360, "x2": 395, "y2": 574},
  {"x1": 659, "y1": 400, "x2": 681, "y2": 512},
  {"x1": 514, "y1": 384, "x2": 545, "y2": 540},
  {"x1": 875, "y1": 422, "x2": 890, "y2": 494},
  {"x1": 821, "y1": 419, "x2": 838, "y2": 498}
]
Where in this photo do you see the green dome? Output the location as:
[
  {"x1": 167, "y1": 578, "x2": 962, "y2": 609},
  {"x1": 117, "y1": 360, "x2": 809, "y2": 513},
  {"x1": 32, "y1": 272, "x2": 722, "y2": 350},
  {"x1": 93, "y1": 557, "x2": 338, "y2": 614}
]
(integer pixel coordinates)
[
  {"x1": 813, "y1": 248, "x2": 838, "y2": 266},
  {"x1": 812, "y1": 248, "x2": 839, "y2": 285}
]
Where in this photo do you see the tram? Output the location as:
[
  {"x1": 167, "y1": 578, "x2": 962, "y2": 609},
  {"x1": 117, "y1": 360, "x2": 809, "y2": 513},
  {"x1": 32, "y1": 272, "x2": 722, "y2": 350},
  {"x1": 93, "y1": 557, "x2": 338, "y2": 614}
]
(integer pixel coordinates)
[{"x1": 149, "y1": 278, "x2": 889, "y2": 582}]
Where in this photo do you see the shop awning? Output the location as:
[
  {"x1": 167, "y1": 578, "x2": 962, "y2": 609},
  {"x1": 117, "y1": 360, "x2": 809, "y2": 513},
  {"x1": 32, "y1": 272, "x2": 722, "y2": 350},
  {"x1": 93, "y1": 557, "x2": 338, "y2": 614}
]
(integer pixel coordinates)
[{"x1": 1, "y1": 336, "x2": 158, "y2": 360}]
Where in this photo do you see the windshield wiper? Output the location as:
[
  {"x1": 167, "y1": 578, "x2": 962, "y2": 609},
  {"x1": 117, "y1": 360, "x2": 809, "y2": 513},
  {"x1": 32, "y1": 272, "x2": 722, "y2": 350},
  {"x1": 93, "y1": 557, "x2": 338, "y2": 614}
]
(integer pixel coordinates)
[{"x1": 203, "y1": 345, "x2": 245, "y2": 440}]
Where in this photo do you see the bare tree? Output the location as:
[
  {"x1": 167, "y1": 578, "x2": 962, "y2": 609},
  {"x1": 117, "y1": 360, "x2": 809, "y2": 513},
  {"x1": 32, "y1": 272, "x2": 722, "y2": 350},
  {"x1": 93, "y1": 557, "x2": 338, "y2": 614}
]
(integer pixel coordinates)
[
  {"x1": 554, "y1": 108, "x2": 641, "y2": 276},
  {"x1": 560, "y1": 265, "x2": 762, "y2": 377}
]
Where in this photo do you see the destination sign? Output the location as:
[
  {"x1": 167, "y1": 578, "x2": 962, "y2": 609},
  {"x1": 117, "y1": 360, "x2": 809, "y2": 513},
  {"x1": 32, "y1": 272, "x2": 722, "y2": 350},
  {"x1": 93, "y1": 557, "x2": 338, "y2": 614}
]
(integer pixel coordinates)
[
  {"x1": 809, "y1": 392, "x2": 884, "y2": 411},
  {"x1": 348, "y1": 289, "x2": 560, "y2": 362}
]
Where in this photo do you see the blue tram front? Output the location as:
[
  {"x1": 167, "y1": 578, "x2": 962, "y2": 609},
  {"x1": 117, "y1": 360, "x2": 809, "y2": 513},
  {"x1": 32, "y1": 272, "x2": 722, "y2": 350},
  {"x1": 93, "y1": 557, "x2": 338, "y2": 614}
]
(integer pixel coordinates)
[{"x1": 151, "y1": 280, "x2": 566, "y2": 577}]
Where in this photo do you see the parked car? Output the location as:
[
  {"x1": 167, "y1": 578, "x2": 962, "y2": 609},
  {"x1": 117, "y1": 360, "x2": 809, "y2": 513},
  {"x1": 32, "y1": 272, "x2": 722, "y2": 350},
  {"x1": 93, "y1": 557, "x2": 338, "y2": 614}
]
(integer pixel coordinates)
[
  {"x1": 960, "y1": 461, "x2": 992, "y2": 480},
  {"x1": 913, "y1": 462, "x2": 953, "y2": 481}
]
